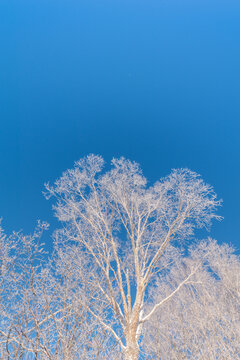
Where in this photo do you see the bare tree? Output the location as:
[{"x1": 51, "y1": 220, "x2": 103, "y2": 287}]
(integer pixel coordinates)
[
  {"x1": 142, "y1": 240, "x2": 240, "y2": 359},
  {"x1": 0, "y1": 222, "x2": 116, "y2": 359},
  {"x1": 46, "y1": 155, "x2": 221, "y2": 360}
]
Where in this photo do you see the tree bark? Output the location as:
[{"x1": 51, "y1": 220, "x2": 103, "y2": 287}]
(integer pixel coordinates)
[
  {"x1": 124, "y1": 320, "x2": 140, "y2": 360},
  {"x1": 125, "y1": 338, "x2": 139, "y2": 360}
]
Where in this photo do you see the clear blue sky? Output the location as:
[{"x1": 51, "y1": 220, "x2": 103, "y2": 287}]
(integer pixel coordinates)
[{"x1": 0, "y1": 0, "x2": 239, "y2": 251}]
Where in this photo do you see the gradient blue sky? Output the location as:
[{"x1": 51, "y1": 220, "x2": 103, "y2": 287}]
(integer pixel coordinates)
[{"x1": 0, "y1": 0, "x2": 239, "y2": 251}]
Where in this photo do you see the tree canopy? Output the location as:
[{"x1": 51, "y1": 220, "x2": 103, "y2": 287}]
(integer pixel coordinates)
[{"x1": 0, "y1": 155, "x2": 239, "y2": 360}]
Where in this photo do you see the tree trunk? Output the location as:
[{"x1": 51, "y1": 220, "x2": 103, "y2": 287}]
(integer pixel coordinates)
[
  {"x1": 125, "y1": 339, "x2": 139, "y2": 360},
  {"x1": 125, "y1": 323, "x2": 140, "y2": 360}
]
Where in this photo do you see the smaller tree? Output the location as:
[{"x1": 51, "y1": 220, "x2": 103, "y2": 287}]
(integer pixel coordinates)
[
  {"x1": 0, "y1": 222, "x2": 115, "y2": 359},
  {"x1": 142, "y1": 240, "x2": 240, "y2": 359}
]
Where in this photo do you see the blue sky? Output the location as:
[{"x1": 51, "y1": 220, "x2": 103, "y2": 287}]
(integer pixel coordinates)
[{"x1": 0, "y1": 0, "x2": 240, "y2": 251}]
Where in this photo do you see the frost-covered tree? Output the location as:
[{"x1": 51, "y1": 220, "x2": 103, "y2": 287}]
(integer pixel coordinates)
[
  {"x1": 0, "y1": 222, "x2": 115, "y2": 359},
  {"x1": 46, "y1": 155, "x2": 221, "y2": 360},
  {"x1": 142, "y1": 240, "x2": 240, "y2": 359}
]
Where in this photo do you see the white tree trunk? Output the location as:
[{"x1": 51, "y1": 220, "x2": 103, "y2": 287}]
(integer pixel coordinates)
[
  {"x1": 124, "y1": 318, "x2": 140, "y2": 360},
  {"x1": 125, "y1": 338, "x2": 139, "y2": 360}
]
